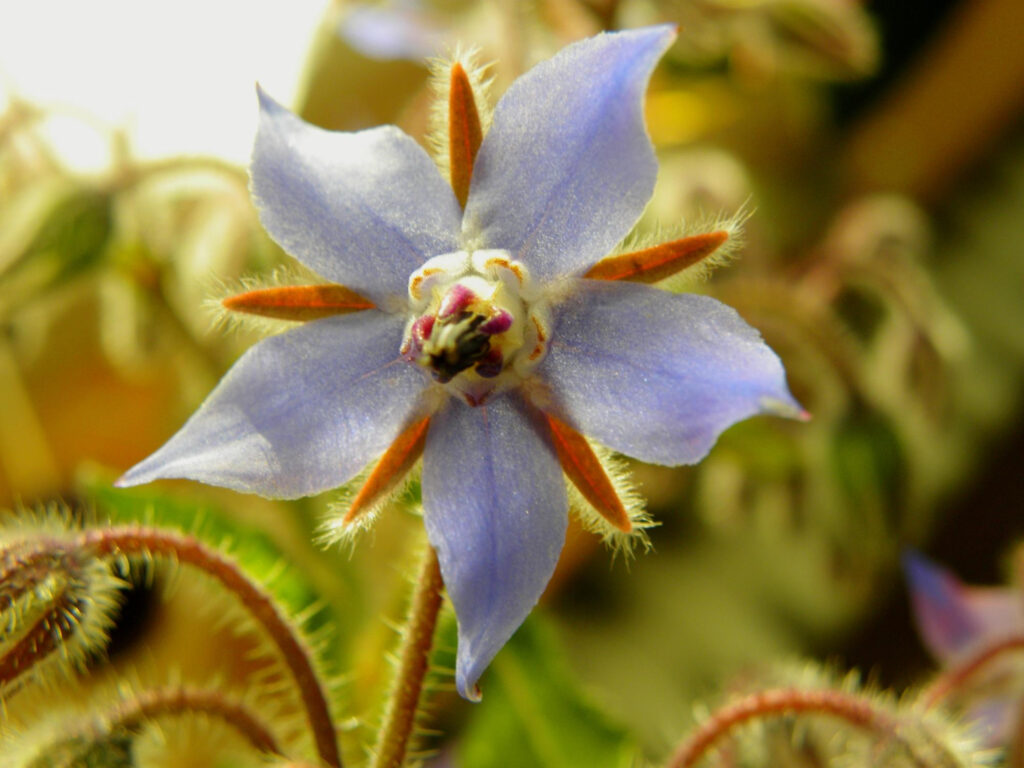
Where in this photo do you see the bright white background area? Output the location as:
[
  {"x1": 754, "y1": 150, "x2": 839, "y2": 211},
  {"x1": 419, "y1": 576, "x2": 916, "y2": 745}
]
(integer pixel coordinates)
[{"x1": 0, "y1": 0, "x2": 329, "y2": 168}]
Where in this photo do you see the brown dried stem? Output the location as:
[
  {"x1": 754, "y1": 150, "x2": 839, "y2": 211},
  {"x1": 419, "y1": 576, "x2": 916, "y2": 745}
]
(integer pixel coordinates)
[{"x1": 372, "y1": 545, "x2": 445, "y2": 768}]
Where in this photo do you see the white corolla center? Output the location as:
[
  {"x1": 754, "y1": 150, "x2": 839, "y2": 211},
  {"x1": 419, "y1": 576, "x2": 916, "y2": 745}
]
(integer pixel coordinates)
[{"x1": 401, "y1": 249, "x2": 550, "y2": 406}]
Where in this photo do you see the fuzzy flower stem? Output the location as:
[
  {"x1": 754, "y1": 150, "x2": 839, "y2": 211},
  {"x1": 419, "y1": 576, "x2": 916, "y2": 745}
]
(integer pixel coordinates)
[
  {"x1": 372, "y1": 545, "x2": 445, "y2": 768},
  {"x1": 75, "y1": 527, "x2": 342, "y2": 768},
  {"x1": 922, "y1": 635, "x2": 1024, "y2": 709},
  {"x1": 666, "y1": 688, "x2": 935, "y2": 768},
  {"x1": 107, "y1": 686, "x2": 283, "y2": 756}
]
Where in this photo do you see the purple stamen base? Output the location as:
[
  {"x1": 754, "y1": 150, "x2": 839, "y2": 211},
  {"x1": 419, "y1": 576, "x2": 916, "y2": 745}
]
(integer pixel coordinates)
[
  {"x1": 479, "y1": 309, "x2": 513, "y2": 335},
  {"x1": 438, "y1": 284, "x2": 477, "y2": 319}
]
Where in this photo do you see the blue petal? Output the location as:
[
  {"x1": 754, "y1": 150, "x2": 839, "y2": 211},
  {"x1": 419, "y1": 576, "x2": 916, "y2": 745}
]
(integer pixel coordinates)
[
  {"x1": 251, "y1": 88, "x2": 462, "y2": 305},
  {"x1": 462, "y1": 26, "x2": 675, "y2": 279},
  {"x1": 903, "y1": 551, "x2": 1024, "y2": 663},
  {"x1": 537, "y1": 280, "x2": 802, "y2": 465},
  {"x1": 421, "y1": 392, "x2": 567, "y2": 700},
  {"x1": 117, "y1": 311, "x2": 428, "y2": 498},
  {"x1": 903, "y1": 551, "x2": 977, "y2": 661},
  {"x1": 338, "y1": 3, "x2": 446, "y2": 62}
]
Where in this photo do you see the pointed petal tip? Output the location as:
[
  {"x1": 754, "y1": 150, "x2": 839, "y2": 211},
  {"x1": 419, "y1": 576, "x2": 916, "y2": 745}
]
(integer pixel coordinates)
[
  {"x1": 653, "y1": 22, "x2": 679, "y2": 43},
  {"x1": 902, "y1": 549, "x2": 935, "y2": 580},
  {"x1": 623, "y1": 22, "x2": 678, "y2": 54},
  {"x1": 757, "y1": 394, "x2": 808, "y2": 421},
  {"x1": 254, "y1": 85, "x2": 298, "y2": 129},
  {"x1": 902, "y1": 550, "x2": 963, "y2": 608},
  {"x1": 113, "y1": 460, "x2": 172, "y2": 490},
  {"x1": 456, "y1": 654, "x2": 485, "y2": 701},
  {"x1": 902, "y1": 549, "x2": 954, "y2": 593},
  {"x1": 458, "y1": 677, "x2": 483, "y2": 703},
  {"x1": 617, "y1": 22, "x2": 677, "y2": 43},
  {"x1": 255, "y1": 84, "x2": 287, "y2": 119},
  {"x1": 255, "y1": 82, "x2": 271, "y2": 111},
  {"x1": 113, "y1": 464, "x2": 148, "y2": 489}
]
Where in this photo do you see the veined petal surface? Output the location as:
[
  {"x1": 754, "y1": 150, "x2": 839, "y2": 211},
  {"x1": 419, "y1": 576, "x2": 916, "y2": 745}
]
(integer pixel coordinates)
[
  {"x1": 422, "y1": 392, "x2": 567, "y2": 699},
  {"x1": 118, "y1": 312, "x2": 428, "y2": 498},
  {"x1": 462, "y1": 26, "x2": 675, "y2": 280},
  {"x1": 537, "y1": 280, "x2": 800, "y2": 465},
  {"x1": 251, "y1": 88, "x2": 462, "y2": 305}
]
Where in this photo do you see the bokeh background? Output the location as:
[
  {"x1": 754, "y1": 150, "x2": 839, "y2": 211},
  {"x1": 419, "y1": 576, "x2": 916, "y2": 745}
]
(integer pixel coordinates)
[{"x1": 1, "y1": 1, "x2": 1023, "y2": 765}]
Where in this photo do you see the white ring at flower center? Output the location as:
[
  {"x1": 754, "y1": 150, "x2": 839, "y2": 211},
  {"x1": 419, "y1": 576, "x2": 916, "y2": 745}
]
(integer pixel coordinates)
[{"x1": 403, "y1": 250, "x2": 550, "y2": 405}]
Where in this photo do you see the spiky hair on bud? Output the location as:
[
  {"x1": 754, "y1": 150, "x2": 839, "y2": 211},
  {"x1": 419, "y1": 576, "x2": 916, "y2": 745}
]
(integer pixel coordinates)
[
  {"x1": 425, "y1": 45, "x2": 494, "y2": 191},
  {"x1": 672, "y1": 659, "x2": 995, "y2": 768},
  {"x1": 0, "y1": 505, "x2": 126, "y2": 699}
]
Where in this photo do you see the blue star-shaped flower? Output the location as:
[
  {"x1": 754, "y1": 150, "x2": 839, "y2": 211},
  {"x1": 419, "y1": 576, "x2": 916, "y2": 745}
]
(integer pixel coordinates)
[{"x1": 118, "y1": 26, "x2": 800, "y2": 700}]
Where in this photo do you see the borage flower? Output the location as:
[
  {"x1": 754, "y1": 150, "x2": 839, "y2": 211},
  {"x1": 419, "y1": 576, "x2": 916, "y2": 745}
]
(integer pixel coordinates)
[{"x1": 118, "y1": 25, "x2": 802, "y2": 700}]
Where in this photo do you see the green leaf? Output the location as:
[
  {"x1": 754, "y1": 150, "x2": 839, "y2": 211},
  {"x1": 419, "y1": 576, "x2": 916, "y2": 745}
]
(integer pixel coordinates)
[{"x1": 457, "y1": 613, "x2": 636, "y2": 768}]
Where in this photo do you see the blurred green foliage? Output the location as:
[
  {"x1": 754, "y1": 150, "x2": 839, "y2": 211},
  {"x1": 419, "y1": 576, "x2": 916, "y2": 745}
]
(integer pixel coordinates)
[{"x1": 458, "y1": 615, "x2": 635, "y2": 768}]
